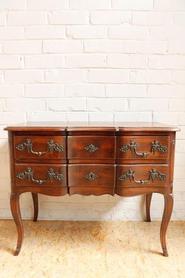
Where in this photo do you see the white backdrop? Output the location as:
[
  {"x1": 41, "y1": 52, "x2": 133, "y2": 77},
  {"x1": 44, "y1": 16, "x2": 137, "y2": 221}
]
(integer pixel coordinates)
[{"x1": 0, "y1": 0, "x2": 185, "y2": 220}]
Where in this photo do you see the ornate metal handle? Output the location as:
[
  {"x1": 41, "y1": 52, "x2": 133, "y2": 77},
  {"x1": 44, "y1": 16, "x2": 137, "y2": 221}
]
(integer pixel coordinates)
[
  {"x1": 16, "y1": 167, "x2": 64, "y2": 185},
  {"x1": 120, "y1": 141, "x2": 149, "y2": 158},
  {"x1": 84, "y1": 144, "x2": 99, "y2": 153},
  {"x1": 85, "y1": 172, "x2": 98, "y2": 181},
  {"x1": 16, "y1": 139, "x2": 64, "y2": 156},
  {"x1": 120, "y1": 140, "x2": 168, "y2": 158},
  {"x1": 119, "y1": 169, "x2": 166, "y2": 185},
  {"x1": 151, "y1": 140, "x2": 168, "y2": 153}
]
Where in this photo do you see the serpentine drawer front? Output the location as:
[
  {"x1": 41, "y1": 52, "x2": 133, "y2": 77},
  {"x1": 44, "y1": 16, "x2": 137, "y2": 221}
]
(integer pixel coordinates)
[
  {"x1": 14, "y1": 135, "x2": 66, "y2": 162},
  {"x1": 5, "y1": 122, "x2": 179, "y2": 256}
]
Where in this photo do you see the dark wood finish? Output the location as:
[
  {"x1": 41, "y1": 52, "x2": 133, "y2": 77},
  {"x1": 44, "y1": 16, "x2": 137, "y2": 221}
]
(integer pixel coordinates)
[
  {"x1": 10, "y1": 193, "x2": 23, "y2": 256},
  {"x1": 145, "y1": 193, "x2": 152, "y2": 222},
  {"x1": 160, "y1": 193, "x2": 173, "y2": 256},
  {"x1": 68, "y1": 164, "x2": 115, "y2": 195},
  {"x1": 32, "y1": 193, "x2": 38, "y2": 222},
  {"x1": 116, "y1": 165, "x2": 169, "y2": 188},
  {"x1": 5, "y1": 122, "x2": 179, "y2": 256},
  {"x1": 15, "y1": 164, "x2": 67, "y2": 188},
  {"x1": 14, "y1": 135, "x2": 66, "y2": 162},
  {"x1": 68, "y1": 136, "x2": 116, "y2": 160},
  {"x1": 117, "y1": 135, "x2": 169, "y2": 162}
]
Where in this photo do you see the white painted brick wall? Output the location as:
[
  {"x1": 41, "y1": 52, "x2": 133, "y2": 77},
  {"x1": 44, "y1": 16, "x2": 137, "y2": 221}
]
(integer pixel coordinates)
[{"x1": 0, "y1": 0, "x2": 185, "y2": 221}]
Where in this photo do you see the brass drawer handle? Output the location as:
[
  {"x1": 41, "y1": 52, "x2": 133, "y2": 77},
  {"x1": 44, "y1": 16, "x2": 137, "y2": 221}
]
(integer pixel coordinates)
[
  {"x1": 119, "y1": 169, "x2": 166, "y2": 185},
  {"x1": 85, "y1": 172, "x2": 98, "y2": 181},
  {"x1": 16, "y1": 167, "x2": 64, "y2": 185},
  {"x1": 120, "y1": 140, "x2": 168, "y2": 158},
  {"x1": 16, "y1": 139, "x2": 64, "y2": 156},
  {"x1": 84, "y1": 144, "x2": 99, "y2": 153},
  {"x1": 151, "y1": 140, "x2": 168, "y2": 153},
  {"x1": 120, "y1": 141, "x2": 149, "y2": 158}
]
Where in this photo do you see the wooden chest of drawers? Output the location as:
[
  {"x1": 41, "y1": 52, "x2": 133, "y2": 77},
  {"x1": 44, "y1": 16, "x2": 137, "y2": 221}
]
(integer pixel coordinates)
[{"x1": 5, "y1": 122, "x2": 179, "y2": 256}]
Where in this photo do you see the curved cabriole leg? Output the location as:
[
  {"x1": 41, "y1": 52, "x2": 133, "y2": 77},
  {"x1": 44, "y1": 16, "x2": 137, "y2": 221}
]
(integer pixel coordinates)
[
  {"x1": 146, "y1": 193, "x2": 152, "y2": 222},
  {"x1": 10, "y1": 193, "x2": 24, "y2": 256},
  {"x1": 160, "y1": 193, "x2": 173, "y2": 257},
  {"x1": 32, "y1": 193, "x2": 38, "y2": 222}
]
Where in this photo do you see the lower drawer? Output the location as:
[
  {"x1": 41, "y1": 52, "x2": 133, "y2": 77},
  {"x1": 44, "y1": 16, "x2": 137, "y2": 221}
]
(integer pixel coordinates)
[
  {"x1": 15, "y1": 164, "x2": 67, "y2": 187},
  {"x1": 116, "y1": 165, "x2": 169, "y2": 188},
  {"x1": 68, "y1": 164, "x2": 115, "y2": 195}
]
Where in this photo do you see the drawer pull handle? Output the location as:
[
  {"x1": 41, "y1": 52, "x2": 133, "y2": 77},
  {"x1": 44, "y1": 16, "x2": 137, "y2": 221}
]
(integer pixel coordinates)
[
  {"x1": 85, "y1": 172, "x2": 97, "y2": 181},
  {"x1": 119, "y1": 169, "x2": 166, "y2": 184},
  {"x1": 120, "y1": 140, "x2": 168, "y2": 157},
  {"x1": 151, "y1": 140, "x2": 168, "y2": 153},
  {"x1": 16, "y1": 139, "x2": 64, "y2": 156},
  {"x1": 84, "y1": 144, "x2": 99, "y2": 153},
  {"x1": 16, "y1": 167, "x2": 64, "y2": 185},
  {"x1": 120, "y1": 141, "x2": 149, "y2": 158}
]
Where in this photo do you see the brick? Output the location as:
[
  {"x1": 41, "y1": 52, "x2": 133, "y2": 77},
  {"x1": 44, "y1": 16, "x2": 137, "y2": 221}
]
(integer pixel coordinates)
[
  {"x1": 84, "y1": 40, "x2": 123, "y2": 53},
  {"x1": 27, "y1": 112, "x2": 66, "y2": 122},
  {"x1": 7, "y1": 12, "x2": 47, "y2": 25},
  {"x1": 0, "y1": 0, "x2": 26, "y2": 9},
  {"x1": 0, "y1": 12, "x2": 6, "y2": 25},
  {"x1": 149, "y1": 26, "x2": 183, "y2": 40},
  {"x1": 130, "y1": 70, "x2": 171, "y2": 84},
  {"x1": 69, "y1": 0, "x2": 111, "y2": 9},
  {"x1": 45, "y1": 69, "x2": 87, "y2": 83},
  {"x1": 176, "y1": 140, "x2": 185, "y2": 153},
  {"x1": 107, "y1": 54, "x2": 147, "y2": 69},
  {"x1": 176, "y1": 99, "x2": 185, "y2": 116},
  {"x1": 130, "y1": 98, "x2": 169, "y2": 111},
  {"x1": 0, "y1": 27, "x2": 24, "y2": 40},
  {"x1": 88, "y1": 69, "x2": 130, "y2": 83},
  {"x1": 25, "y1": 85, "x2": 65, "y2": 98},
  {"x1": 133, "y1": 12, "x2": 172, "y2": 25},
  {"x1": 115, "y1": 112, "x2": 152, "y2": 122},
  {"x1": 153, "y1": 112, "x2": 182, "y2": 124},
  {"x1": 122, "y1": 40, "x2": 168, "y2": 54},
  {"x1": 149, "y1": 55, "x2": 185, "y2": 69},
  {"x1": 4, "y1": 40, "x2": 42, "y2": 54},
  {"x1": 148, "y1": 85, "x2": 185, "y2": 98},
  {"x1": 173, "y1": 12, "x2": 185, "y2": 25},
  {"x1": 168, "y1": 40, "x2": 185, "y2": 54},
  {"x1": 49, "y1": 11, "x2": 89, "y2": 24},
  {"x1": 66, "y1": 112, "x2": 88, "y2": 122},
  {"x1": 106, "y1": 85, "x2": 147, "y2": 97},
  {"x1": 25, "y1": 55, "x2": 65, "y2": 69},
  {"x1": 27, "y1": 0, "x2": 68, "y2": 10},
  {"x1": 0, "y1": 112, "x2": 25, "y2": 124},
  {"x1": 66, "y1": 54, "x2": 106, "y2": 68},
  {"x1": 87, "y1": 98, "x2": 128, "y2": 111},
  {"x1": 47, "y1": 98, "x2": 86, "y2": 111},
  {"x1": 67, "y1": 26, "x2": 106, "y2": 39},
  {"x1": 5, "y1": 99, "x2": 45, "y2": 112},
  {"x1": 90, "y1": 11, "x2": 131, "y2": 25},
  {"x1": 65, "y1": 84, "x2": 105, "y2": 97},
  {"x1": 109, "y1": 26, "x2": 149, "y2": 40},
  {"x1": 5, "y1": 70, "x2": 44, "y2": 83},
  {"x1": 88, "y1": 112, "x2": 114, "y2": 122},
  {"x1": 0, "y1": 85, "x2": 24, "y2": 97},
  {"x1": 154, "y1": 0, "x2": 185, "y2": 11},
  {"x1": 25, "y1": 26, "x2": 65, "y2": 39},
  {"x1": 43, "y1": 40, "x2": 83, "y2": 53},
  {"x1": 0, "y1": 55, "x2": 23, "y2": 69},
  {"x1": 112, "y1": 0, "x2": 153, "y2": 10},
  {"x1": 173, "y1": 71, "x2": 185, "y2": 84}
]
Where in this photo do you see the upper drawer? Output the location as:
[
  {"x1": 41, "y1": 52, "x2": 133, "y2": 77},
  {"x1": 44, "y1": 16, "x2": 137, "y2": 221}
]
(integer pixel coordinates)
[
  {"x1": 117, "y1": 136, "x2": 169, "y2": 161},
  {"x1": 15, "y1": 164, "x2": 67, "y2": 188},
  {"x1": 68, "y1": 136, "x2": 116, "y2": 160},
  {"x1": 14, "y1": 135, "x2": 66, "y2": 162}
]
